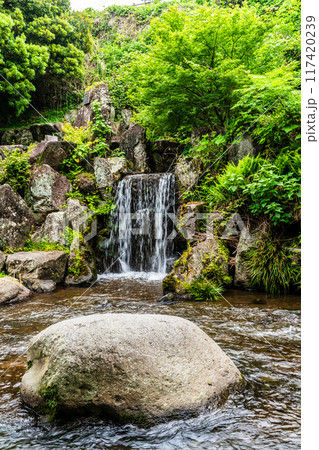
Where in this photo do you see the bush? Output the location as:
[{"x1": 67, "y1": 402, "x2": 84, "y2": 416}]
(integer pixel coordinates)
[
  {"x1": 185, "y1": 277, "x2": 225, "y2": 301},
  {"x1": 0, "y1": 148, "x2": 31, "y2": 194},
  {"x1": 245, "y1": 239, "x2": 300, "y2": 294}
]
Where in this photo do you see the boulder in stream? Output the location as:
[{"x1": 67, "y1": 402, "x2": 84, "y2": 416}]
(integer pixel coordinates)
[
  {"x1": 0, "y1": 276, "x2": 32, "y2": 305},
  {"x1": 21, "y1": 313, "x2": 242, "y2": 423},
  {"x1": 6, "y1": 251, "x2": 68, "y2": 292}
]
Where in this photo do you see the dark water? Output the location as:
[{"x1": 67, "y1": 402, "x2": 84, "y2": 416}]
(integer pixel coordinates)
[{"x1": 0, "y1": 275, "x2": 300, "y2": 449}]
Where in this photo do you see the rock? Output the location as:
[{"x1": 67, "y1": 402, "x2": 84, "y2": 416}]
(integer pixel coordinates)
[
  {"x1": 234, "y1": 228, "x2": 262, "y2": 289},
  {"x1": 0, "y1": 276, "x2": 32, "y2": 305},
  {"x1": 175, "y1": 157, "x2": 203, "y2": 191},
  {"x1": 94, "y1": 157, "x2": 130, "y2": 197},
  {"x1": 163, "y1": 235, "x2": 230, "y2": 296},
  {"x1": 0, "y1": 184, "x2": 36, "y2": 251},
  {"x1": 31, "y1": 211, "x2": 68, "y2": 246},
  {"x1": 64, "y1": 243, "x2": 97, "y2": 286},
  {"x1": 28, "y1": 141, "x2": 73, "y2": 170},
  {"x1": 28, "y1": 165, "x2": 72, "y2": 220},
  {"x1": 21, "y1": 313, "x2": 242, "y2": 422},
  {"x1": 6, "y1": 251, "x2": 68, "y2": 292},
  {"x1": 149, "y1": 140, "x2": 181, "y2": 172},
  {"x1": 44, "y1": 135, "x2": 58, "y2": 142},
  {"x1": 31, "y1": 199, "x2": 93, "y2": 246},
  {"x1": 1, "y1": 128, "x2": 33, "y2": 146},
  {"x1": 120, "y1": 109, "x2": 133, "y2": 129},
  {"x1": 74, "y1": 83, "x2": 112, "y2": 128},
  {"x1": 64, "y1": 109, "x2": 80, "y2": 125},
  {"x1": 228, "y1": 134, "x2": 257, "y2": 165},
  {"x1": 74, "y1": 173, "x2": 97, "y2": 195},
  {"x1": 29, "y1": 123, "x2": 62, "y2": 142},
  {"x1": 0, "y1": 251, "x2": 4, "y2": 271},
  {"x1": 119, "y1": 124, "x2": 149, "y2": 172},
  {"x1": 179, "y1": 202, "x2": 206, "y2": 239}
]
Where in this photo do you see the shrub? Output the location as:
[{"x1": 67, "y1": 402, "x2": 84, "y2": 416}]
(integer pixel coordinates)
[
  {"x1": 245, "y1": 239, "x2": 300, "y2": 294},
  {"x1": 0, "y1": 148, "x2": 31, "y2": 194},
  {"x1": 185, "y1": 277, "x2": 225, "y2": 302}
]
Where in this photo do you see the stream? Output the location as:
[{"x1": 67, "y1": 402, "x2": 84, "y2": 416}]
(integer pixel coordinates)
[{"x1": 0, "y1": 275, "x2": 300, "y2": 449}]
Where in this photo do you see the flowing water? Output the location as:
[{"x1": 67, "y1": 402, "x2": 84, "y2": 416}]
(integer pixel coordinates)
[
  {"x1": 103, "y1": 174, "x2": 176, "y2": 275},
  {"x1": 0, "y1": 277, "x2": 300, "y2": 449}
]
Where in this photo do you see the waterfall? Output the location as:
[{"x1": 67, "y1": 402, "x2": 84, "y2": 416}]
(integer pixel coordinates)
[{"x1": 104, "y1": 173, "x2": 176, "y2": 276}]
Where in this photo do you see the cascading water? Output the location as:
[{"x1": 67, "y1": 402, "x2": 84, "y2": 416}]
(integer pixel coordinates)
[{"x1": 103, "y1": 173, "x2": 176, "y2": 276}]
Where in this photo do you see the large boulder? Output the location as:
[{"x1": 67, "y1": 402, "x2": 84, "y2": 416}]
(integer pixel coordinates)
[
  {"x1": 0, "y1": 184, "x2": 36, "y2": 251},
  {"x1": 234, "y1": 228, "x2": 262, "y2": 289},
  {"x1": 175, "y1": 157, "x2": 203, "y2": 191},
  {"x1": 21, "y1": 313, "x2": 242, "y2": 422},
  {"x1": 29, "y1": 123, "x2": 62, "y2": 142},
  {"x1": 5, "y1": 251, "x2": 68, "y2": 292},
  {"x1": 119, "y1": 124, "x2": 149, "y2": 172},
  {"x1": 94, "y1": 157, "x2": 130, "y2": 197},
  {"x1": 1, "y1": 128, "x2": 33, "y2": 146},
  {"x1": 74, "y1": 83, "x2": 112, "y2": 128},
  {"x1": 28, "y1": 141, "x2": 73, "y2": 170},
  {"x1": 27, "y1": 165, "x2": 72, "y2": 220},
  {"x1": 64, "y1": 243, "x2": 97, "y2": 286},
  {"x1": 0, "y1": 276, "x2": 32, "y2": 305},
  {"x1": 163, "y1": 235, "x2": 230, "y2": 296}
]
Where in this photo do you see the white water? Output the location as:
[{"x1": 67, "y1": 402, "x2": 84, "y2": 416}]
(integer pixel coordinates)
[{"x1": 103, "y1": 173, "x2": 176, "y2": 277}]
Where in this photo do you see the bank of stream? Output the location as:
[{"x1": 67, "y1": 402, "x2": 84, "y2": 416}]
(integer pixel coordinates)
[{"x1": 0, "y1": 275, "x2": 300, "y2": 449}]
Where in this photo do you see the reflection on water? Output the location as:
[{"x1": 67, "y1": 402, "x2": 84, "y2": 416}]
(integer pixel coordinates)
[{"x1": 0, "y1": 278, "x2": 300, "y2": 449}]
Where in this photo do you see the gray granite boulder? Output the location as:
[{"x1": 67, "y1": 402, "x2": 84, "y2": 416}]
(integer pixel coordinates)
[
  {"x1": 228, "y1": 134, "x2": 257, "y2": 165},
  {"x1": 94, "y1": 157, "x2": 130, "y2": 197},
  {"x1": 28, "y1": 141, "x2": 73, "y2": 170},
  {"x1": 1, "y1": 128, "x2": 33, "y2": 146},
  {"x1": 6, "y1": 251, "x2": 68, "y2": 292},
  {"x1": 28, "y1": 165, "x2": 72, "y2": 220},
  {"x1": 21, "y1": 313, "x2": 242, "y2": 422},
  {"x1": 0, "y1": 184, "x2": 36, "y2": 251},
  {"x1": 0, "y1": 276, "x2": 32, "y2": 305},
  {"x1": 175, "y1": 157, "x2": 203, "y2": 191}
]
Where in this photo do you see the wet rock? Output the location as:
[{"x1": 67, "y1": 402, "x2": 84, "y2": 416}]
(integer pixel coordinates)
[
  {"x1": 234, "y1": 228, "x2": 262, "y2": 289},
  {"x1": 74, "y1": 83, "x2": 112, "y2": 128},
  {"x1": 28, "y1": 165, "x2": 72, "y2": 220},
  {"x1": 64, "y1": 243, "x2": 97, "y2": 286},
  {"x1": 28, "y1": 141, "x2": 73, "y2": 170},
  {"x1": 175, "y1": 157, "x2": 203, "y2": 191},
  {"x1": 1, "y1": 128, "x2": 33, "y2": 146},
  {"x1": 157, "y1": 293, "x2": 176, "y2": 304},
  {"x1": 149, "y1": 140, "x2": 181, "y2": 172},
  {"x1": 21, "y1": 313, "x2": 242, "y2": 422},
  {"x1": 119, "y1": 124, "x2": 149, "y2": 172},
  {"x1": 0, "y1": 184, "x2": 36, "y2": 251},
  {"x1": 94, "y1": 157, "x2": 130, "y2": 197},
  {"x1": 0, "y1": 276, "x2": 32, "y2": 305},
  {"x1": 6, "y1": 251, "x2": 68, "y2": 292},
  {"x1": 228, "y1": 134, "x2": 257, "y2": 165},
  {"x1": 163, "y1": 235, "x2": 230, "y2": 296}
]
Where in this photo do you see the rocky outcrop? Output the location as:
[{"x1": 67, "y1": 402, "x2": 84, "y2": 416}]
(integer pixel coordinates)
[
  {"x1": 29, "y1": 123, "x2": 62, "y2": 142},
  {"x1": 27, "y1": 165, "x2": 72, "y2": 221},
  {"x1": 74, "y1": 83, "x2": 112, "y2": 128},
  {"x1": 94, "y1": 157, "x2": 130, "y2": 197},
  {"x1": 5, "y1": 251, "x2": 68, "y2": 292},
  {"x1": 74, "y1": 173, "x2": 97, "y2": 195},
  {"x1": 149, "y1": 140, "x2": 181, "y2": 172},
  {"x1": 175, "y1": 157, "x2": 203, "y2": 191},
  {"x1": 1, "y1": 128, "x2": 33, "y2": 146},
  {"x1": 163, "y1": 235, "x2": 230, "y2": 296},
  {"x1": 234, "y1": 228, "x2": 262, "y2": 289},
  {"x1": 28, "y1": 141, "x2": 73, "y2": 170},
  {"x1": 228, "y1": 134, "x2": 257, "y2": 165},
  {"x1": 0, "y1": 184, "x2": 36, "y2": 251},
  {"x1": 21, "y1": 313, "x2": 242, "y2": 422},
  {"x1": 0, "y1": 276, "x2": 32, "y2": 305},
  {"x1": 119, "y1": 124, "x2": 149, "y2": 172}
]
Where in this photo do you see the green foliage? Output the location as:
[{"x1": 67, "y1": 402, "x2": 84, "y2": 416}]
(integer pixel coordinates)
[
  {"x1": 0, "y1": 271, "x2": 6, "y2": 278},
  {"x1": 0, "y1": 148, "x2": 31, "y2": 194},
  {"x1": 23, "y1": 238, "x2": 69, "y2": 254},
  {"x1": 245, "y1": 239, "x2": 301, "y2": 294},
  {"x1": 185, "y1": 277, "x2": 225, "y2": 301},
  {"x1": 204, "y1": 156, "x2": 300, "y2": 226},
  {"x1": 67, "y1": 249, "x2": 88, "y2": 279},
  {"x1": 39, "y1": 384, "x2": 60, "y2": 421}
]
